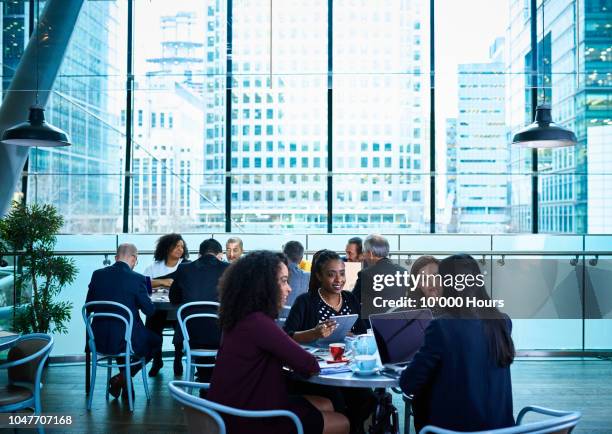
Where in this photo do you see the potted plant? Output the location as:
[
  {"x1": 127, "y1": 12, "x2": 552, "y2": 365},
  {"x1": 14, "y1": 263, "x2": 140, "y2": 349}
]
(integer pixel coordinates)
[{"x1": 0, "y1": 201, "x2": 76, "y2": 334}]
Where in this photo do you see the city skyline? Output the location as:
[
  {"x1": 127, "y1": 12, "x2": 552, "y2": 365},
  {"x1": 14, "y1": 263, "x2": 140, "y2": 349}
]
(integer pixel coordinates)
[{"x1": 1, "y1": 0, "x2": 609, "y2": 234}]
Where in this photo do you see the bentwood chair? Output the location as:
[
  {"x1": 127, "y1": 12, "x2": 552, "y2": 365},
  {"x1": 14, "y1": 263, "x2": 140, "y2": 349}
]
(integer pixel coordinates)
[
  {"x1": 168, "y1": 380, "x2": 303, "y2": 434},
  {"x1": 0, "y1": 333, "x2": 53, "y2": 434},
  {"x1": 177, "y1": 301, "x2": 220, "y2": 382},
  {"x1": 82, "y1": 301, "x2": 150, "y2": 412},
  {"x1": 419, "y1": 406, "x2": 581, "y2": 434}
]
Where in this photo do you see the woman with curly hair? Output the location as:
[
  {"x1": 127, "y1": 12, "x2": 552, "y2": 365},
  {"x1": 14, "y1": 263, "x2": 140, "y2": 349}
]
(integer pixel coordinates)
[
  {"x1": 144, "y1": 233, "x2": 189, "y2": 289},
  {"x1": 143, "y1": 233, "x2": 189, "y2": 377},
  {"x1": 208, "y1": 251, "x2": 349, "y2": 434}
]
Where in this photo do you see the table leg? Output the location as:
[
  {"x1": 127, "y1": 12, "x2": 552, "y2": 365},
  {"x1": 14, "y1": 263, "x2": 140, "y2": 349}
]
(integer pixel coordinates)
[
  {"x1": 85, "y1": 338, "x2": 90, "y2": 395},
  {"x1": 404, "y1": 398, "x2": 409, "y2": 434},
  {"x1": 401, "y1": 393, "x2": 414, "y2": 434}
]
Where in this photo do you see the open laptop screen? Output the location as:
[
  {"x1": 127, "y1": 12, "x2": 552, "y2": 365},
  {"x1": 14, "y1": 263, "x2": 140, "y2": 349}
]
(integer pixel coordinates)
[{"x1": 369, "y1": 309, "x2": 433, "y2": 365}]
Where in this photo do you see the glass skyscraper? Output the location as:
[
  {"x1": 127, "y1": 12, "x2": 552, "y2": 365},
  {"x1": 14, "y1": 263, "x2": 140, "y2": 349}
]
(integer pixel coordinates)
[
  {"x1": 1, "y1": 0, "x2": 608, "y2": 235},
  {"x1": 507, "y1": 0, "x2": 612, "y2": 234},
  {"x1": 26, "y1": 1, "x2": 126, "y2": 233},
  {"x1": 455, "y1": 38, "x2": 509, "y2": 233}
]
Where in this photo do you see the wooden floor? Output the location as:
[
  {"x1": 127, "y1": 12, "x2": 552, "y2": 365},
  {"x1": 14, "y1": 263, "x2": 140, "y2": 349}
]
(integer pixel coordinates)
[{"x1": 10, "y1": 358, "x2": 612, "y2": 433}]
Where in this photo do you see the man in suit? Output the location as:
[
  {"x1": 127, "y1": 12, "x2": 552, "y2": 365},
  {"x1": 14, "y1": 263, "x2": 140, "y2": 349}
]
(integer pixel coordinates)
[
  {"x1": 85, "y1": 243, "x2": 161, "y2": 400},
  {"x1": 169, "y1": 238, "x2": 229, "y2": 378},
  {"x1": 283, "y1": 241, "x2": 309, "y2": 307},
  {"x1": 352, "y1": 234, "x2": 414, "y2": 318}
]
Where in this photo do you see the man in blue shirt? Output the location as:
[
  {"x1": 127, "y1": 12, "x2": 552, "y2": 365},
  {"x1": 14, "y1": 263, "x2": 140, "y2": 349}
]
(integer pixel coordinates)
[{"x1": 283, "y1": 241, "x2": 310, "y2": 306}]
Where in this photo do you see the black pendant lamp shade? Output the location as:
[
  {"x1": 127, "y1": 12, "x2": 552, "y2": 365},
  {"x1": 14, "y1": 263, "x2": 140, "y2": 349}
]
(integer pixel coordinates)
[
  {"x1": 2, "y1": 105, "x2": 71, "y2": 147},
  {"x1": 512, "y1": 105, "x2": 577, "y2": 148}
]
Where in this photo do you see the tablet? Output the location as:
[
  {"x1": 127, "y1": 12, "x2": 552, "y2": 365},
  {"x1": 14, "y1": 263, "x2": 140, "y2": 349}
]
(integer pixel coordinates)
[{"x1": 317, "y1": 314, "x2": 358, "y2": 345}]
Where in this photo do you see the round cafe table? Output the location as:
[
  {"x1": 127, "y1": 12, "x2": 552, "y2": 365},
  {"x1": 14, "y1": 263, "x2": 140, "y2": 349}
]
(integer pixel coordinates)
[
  {"x1": 301, "y1": 354, "x2": 410, "y2": 434},
  {"x1": 307, "y1": 367, "x2": 398, "y2": 388}
]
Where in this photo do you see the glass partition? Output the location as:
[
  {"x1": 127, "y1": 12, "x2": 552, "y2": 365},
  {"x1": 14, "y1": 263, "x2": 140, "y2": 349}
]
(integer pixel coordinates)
[
  {"x1": 4, "y1": 233, "x2": 610, "y2": 356},
  {"x1": 0, "y1": 254, "x2": 18, "y2": 331},
  {"x1": 492, "y1": 256, "x2": 583, "y2": 350},
  {"x1": 585, "y1": 256, "x2": 612, "y2": 349}
]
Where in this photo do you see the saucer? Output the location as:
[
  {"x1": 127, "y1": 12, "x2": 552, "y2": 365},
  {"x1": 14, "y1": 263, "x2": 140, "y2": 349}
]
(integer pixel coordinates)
[
  {"x1": 325, "y1": 357, "x2": 350, "y2": 364},
  {"x1": 350, "y1": 366, "x2": 380, "y2": 376}
]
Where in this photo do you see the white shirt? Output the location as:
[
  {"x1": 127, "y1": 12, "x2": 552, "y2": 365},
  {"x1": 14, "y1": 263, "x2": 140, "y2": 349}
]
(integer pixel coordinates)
[{"x1": 143, "y1": 258, "x2": 184, "y2": 278}]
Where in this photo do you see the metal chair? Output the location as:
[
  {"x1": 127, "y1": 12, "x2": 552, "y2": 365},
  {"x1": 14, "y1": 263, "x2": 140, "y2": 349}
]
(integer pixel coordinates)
[
  {"x1": 401, "y1": 393, "x2": 414, "y2": 434},
  {"x1": 82, "y1": 301, "x2": 151, "y2": 412},
  {"x1": 177, "y1": 301, "x2": 220, "y2": 382},
  {"x1": 276, "y1": 304, "x2": 292, "y2": 327},
  {"x1": 419, "y1": 406, "x2": 581, "y2": 434},
  {"x1": 168, "y1": 380, "x2": 303, "y2": 434},
  {"x1": 0, "y1": 333, "x2": 53, "y2": 434}
]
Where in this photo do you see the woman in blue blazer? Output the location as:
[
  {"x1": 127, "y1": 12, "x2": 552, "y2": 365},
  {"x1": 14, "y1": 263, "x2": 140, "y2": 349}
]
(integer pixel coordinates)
[{"x1": 400, "y1": 254, "x2": 515, "y2": 432}]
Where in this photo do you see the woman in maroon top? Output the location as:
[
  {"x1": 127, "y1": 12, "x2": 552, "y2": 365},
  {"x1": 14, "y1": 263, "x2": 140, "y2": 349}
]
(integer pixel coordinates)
[{"x1": 208, "y1": 251, "x2": 349, "y2": 434}]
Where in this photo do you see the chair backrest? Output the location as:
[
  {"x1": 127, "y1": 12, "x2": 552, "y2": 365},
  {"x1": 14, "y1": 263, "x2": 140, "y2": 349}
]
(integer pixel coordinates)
[
  {"x1": 419, "y1": 406, "x2": 581, "y2": 434},
  {"x1": 168, "y1": 380, "x2": 303, "y2": 434},
  {"x1": 280, "y1": 304, "x2": 291, "y2": 318},
  {"x1": 82, "y1": 301, "x2": 134, "y2": 354},
  {"x1": 177, "y1": 301, "x2": 220, "y2": 346},
  {"x1": 6, "y1": 333, "x2": 53, "y2": 386}
]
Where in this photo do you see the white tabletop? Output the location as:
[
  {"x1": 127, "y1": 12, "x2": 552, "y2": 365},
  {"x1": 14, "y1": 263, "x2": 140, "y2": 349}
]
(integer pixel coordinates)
[{"x1": 303, "y1": 346, "x2": 401, "y2": 388}]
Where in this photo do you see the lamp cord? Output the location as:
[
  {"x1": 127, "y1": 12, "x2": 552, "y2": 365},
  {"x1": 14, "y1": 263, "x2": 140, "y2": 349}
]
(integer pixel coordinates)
[
  {"x1": 540, "y1": 0, "x2": 545, "y2": 106},
  {"x1": 35, "y1": 0, "x2": 40, "y2": 105}
]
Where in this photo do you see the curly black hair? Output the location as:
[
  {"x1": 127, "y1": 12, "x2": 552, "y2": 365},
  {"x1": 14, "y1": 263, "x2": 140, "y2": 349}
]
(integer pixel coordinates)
[
  {"x1": 218, "y1": 250, "x2": 288, "y2": 331},
  {"x1": 153, "y1": 233, "x2": 189, "y2": 262},
  {"x1": 308, "y1": 249, "x2": 342, "y2": 292}
]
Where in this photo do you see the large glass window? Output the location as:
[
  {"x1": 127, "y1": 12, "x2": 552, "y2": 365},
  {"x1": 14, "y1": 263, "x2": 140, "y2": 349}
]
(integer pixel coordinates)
[
  {"x1": 229, "y1": 0, "x2": 328, "y2": 232},
  {"x1": 1, "y1": 0, "x2": 609, "y2": 234},
  {"x1": 132, "y1": 0, "x2": 226, "y2": 232},
  {"x1": 435, "y1": 0, "x2": 525, "y2": 233},
  {"x1": 27, "y1": 0, "x2": 127, "y2": 233},
  {"x1": 334, "y1": 0, "x2": 431, "y2": 233},
  {"x1": 537, "y1": 0, "x2": 612, "y2": 234}
]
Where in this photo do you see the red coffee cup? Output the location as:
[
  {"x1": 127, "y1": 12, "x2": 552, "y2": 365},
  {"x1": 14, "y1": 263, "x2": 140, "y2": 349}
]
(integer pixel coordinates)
[{"x1": 329, "y1": 343, "x2": 345, "y2": 361}]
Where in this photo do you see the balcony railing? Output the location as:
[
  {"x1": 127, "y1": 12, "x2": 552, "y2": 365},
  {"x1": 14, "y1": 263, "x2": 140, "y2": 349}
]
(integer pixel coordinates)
[{"x1": 2, "y1": 233, "x2": 612, "y2": 358}]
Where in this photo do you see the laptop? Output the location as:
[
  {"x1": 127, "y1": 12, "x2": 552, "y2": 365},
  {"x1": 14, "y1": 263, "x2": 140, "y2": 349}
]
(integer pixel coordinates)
[{"x1": 369, "y1": 309, "x2": 433, "y2": 371}]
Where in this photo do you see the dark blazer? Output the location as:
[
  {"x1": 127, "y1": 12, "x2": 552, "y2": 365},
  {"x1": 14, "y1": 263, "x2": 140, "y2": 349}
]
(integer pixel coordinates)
[
  {"x1": 353, "y1": 257, "x2": 413, "y2": 317},
  {"x1": 169, "y1": 254, "x2": 229, "y2": 347},
  {"x1": 283, "y1": 289, "x2": 367, "y2": 337},
  {"x1": 400, "y1": 317, "x2": 515, "y2": 432},
  {"x1": 85, "y1": 261, "x2": 156, "y2": 357}
]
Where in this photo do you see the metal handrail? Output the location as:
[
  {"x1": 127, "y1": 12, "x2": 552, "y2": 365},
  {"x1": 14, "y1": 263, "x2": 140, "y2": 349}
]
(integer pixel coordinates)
[{"x1": 2, "y1": 249, "x2": 612, "y2": 257}]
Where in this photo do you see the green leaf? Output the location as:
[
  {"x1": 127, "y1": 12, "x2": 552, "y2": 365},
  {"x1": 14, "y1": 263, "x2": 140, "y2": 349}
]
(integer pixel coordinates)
[{"x1": 1, "y1": 202, "x2": 75, "y2": 334}]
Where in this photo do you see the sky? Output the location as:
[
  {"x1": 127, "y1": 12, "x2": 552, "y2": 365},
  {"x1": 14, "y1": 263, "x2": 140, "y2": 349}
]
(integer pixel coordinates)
[{"x1": 435, "y1": 0, "x2": 510, "y2": 120}]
